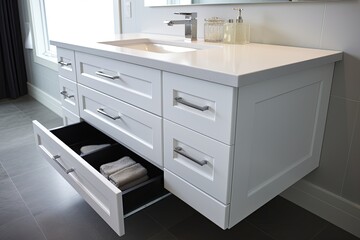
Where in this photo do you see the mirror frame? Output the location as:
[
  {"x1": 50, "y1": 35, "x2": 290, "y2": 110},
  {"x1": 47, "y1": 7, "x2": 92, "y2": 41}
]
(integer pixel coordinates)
[{"x1": 144, "y1": 0, "x2": 305, "y2": 7}]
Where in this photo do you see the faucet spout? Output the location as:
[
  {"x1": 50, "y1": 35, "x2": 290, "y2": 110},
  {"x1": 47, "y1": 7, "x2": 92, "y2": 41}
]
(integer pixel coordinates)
[
  {"x1": 164, "y1": 20, "x2": 190, "y2": 26},
  {"x1": 164, "y1": 12, "x2": 197, "y2": 41}
]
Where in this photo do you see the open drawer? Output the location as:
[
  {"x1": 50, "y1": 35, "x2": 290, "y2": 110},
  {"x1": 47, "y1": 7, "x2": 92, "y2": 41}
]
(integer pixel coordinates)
[{"x1": 33, "y1": 120, "x2": 168, "y2": 236}]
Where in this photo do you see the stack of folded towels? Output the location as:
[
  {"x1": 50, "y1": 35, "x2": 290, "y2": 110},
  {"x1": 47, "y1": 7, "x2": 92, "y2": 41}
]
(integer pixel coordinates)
[{"x1": 99, "y1": 156, "x2": 148, "y2": 190}]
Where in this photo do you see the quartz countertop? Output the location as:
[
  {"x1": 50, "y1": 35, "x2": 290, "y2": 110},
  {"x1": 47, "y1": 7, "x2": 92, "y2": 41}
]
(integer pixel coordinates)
[{"x1": 51, "y1": 33, "x2": 342, "y2": 87}]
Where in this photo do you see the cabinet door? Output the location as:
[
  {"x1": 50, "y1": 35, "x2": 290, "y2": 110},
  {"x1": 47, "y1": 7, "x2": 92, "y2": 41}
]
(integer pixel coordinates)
[
  {"x1": 163, "y1": 72, "x2": 237, "y2": 145},
  {"x1": 59, "y1": 76, "x2": 79, "y2": 115},
  {"x1": 164, "y1": 120, "x2": 233, "y2": 204},
  {"x1": 78, "y1": 84, "x2": 163, "y2": 168},
  {"x1": 75, "y1": 52, "x2": 162, "y2": 115},
  {"x1": 57, "y1": 48, "x2": 76, "y2": 81}
]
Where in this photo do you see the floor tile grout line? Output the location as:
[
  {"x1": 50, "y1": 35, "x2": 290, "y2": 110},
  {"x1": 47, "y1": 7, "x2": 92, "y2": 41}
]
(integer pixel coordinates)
[
  {"x1": 143, "y1": 210, "x2": 169, "y2": 231},
  {"x1": 143, "y1": 211, "x2": 188, "y2": 240},
  {"x1": 147, "y1": 229, "x2": 178, "y2": 240},
  {"x1": 244, "y1": 219, "x2": 280, "y2": 240},
  {"x1": 7, "y1": 164, "x2": 50, "y2": 182},
  {"x1": 142, "y1": 200, "x2": 198, "y2": 232},
  {"x1": 0, "y1": 214, "x2": 33, "y2": 232},
  {"x1": 1, "y1": 161, "x2": 49, "y2": 240},
  {"x1": 309, "y1": 224, "x2": 329, "y2": 240}
]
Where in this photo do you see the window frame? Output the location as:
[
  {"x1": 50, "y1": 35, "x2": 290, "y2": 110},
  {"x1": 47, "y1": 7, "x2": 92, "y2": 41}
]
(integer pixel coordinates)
[{"x1": 27, "y1": 0, "x2": 122, "y2": 71}]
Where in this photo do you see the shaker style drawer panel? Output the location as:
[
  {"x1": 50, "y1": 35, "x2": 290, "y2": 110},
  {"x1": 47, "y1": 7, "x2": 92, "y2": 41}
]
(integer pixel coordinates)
[
  {"x1": 78, "y1": 85, "x2": 163, "y2": 168},
  {"x1": 164, "y1": 120, "x2": 233, "y2": 204},
  {"x1": 165, "y1": 169, "x2": 229, "y2": 229},
  {"x1": 57, "y1": 48, "x2": 76, "y2": 81},
  {"x1": 59, "y1": 76, "x2": 79, "y2": 116},
  {"x1": 163, "y1": 72, "x2": 237, "y2": 145},
  {"x1": 62, "y1": 107, "x2": 81, "y2": 126},
  {"x1": 33, "y1": 121, "x2": 167, "y2": 237},
  {"x1": 75, "y1": 52, "x2": 162, "y2": 115}
]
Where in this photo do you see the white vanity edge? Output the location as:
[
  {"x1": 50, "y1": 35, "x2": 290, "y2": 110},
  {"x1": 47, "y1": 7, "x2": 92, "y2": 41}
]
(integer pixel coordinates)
[{"x1": 51, "y1": 33, "x2": 342, "y2": 88}]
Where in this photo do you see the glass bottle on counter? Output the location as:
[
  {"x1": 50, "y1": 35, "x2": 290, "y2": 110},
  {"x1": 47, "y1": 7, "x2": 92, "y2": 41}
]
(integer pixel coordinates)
[
  {"x1": 204, "y1": 17, "x2": 225, "y2": 42},
  {"x1": 223, "y1": 8, "x2": 250, "y2": 44}
]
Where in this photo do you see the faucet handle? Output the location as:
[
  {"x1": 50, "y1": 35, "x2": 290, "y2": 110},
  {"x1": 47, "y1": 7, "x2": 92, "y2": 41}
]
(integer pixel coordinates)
[{"x1": 174, "y1": 12, "x2": 197, "y2": 19}]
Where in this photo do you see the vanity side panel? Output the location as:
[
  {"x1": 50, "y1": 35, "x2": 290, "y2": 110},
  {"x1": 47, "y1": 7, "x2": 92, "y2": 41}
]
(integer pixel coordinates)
[{"x1": 228, "y1": 63, "x2": 334, "y2": 227}]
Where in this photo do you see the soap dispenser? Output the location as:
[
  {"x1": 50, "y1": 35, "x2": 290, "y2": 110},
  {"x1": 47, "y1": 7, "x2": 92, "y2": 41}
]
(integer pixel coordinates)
[{"x1": 223, "y1": 8, "x2": 250, "y2": 44}]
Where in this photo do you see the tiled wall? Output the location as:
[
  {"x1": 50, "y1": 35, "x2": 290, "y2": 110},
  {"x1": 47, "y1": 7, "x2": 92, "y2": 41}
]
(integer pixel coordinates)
[{"x1": 121, "y1": 0, "x2": 360, "y2": 208}]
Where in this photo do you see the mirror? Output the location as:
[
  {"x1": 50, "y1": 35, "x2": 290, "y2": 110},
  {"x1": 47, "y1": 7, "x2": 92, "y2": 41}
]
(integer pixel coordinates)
[{"x1": 144, "y1": 0, "x2": 293, "y2": 7}]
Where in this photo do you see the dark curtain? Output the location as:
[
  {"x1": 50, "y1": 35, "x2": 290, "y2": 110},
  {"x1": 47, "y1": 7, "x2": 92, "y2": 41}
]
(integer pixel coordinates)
[{"x1": 0, "y1": 0, "x2": 27, "y2": 99}]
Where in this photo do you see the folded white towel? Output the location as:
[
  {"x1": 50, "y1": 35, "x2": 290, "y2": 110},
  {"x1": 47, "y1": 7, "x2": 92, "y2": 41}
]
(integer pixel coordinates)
[
  {"x1": 100, "y1": 156, "x2": 136, "y2": 179},
  {"x1": 109, "y1": 163, "x2": 148, "y2": 189},
  {"x1": 80, "y1": 144, "x2": 111, "y2": 155},
  {"x1": 117, "y1": 175, "x2": 149, "y2": 191}
]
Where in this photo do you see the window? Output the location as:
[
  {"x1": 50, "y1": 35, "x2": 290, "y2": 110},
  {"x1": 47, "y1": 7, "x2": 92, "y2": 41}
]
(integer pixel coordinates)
[{"x1": 28, "y1": 0, "x2": 121, "y2": 70}]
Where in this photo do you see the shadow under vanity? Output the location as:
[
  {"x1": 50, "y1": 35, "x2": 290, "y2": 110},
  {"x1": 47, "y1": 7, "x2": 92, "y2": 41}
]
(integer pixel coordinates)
[{"x1": 33, "y1": 33, "x2": 342, "y2": 237}]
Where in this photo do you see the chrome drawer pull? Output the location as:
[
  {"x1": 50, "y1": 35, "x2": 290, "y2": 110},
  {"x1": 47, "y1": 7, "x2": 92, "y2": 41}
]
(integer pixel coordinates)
[
  {"x1": 52, "y1": 155, "x2": 75, "y2": 174},
  {"x1": 95, "y1": 71, "x2": 120, "y2": 80},
  {"x1": 174, "y1": 97, "x2": 209, "y2": 111},
  {"x1": 96, "y1": 108, "x2": 121, "y2": 120},
  {"x1": 60, "y1": 90, "x2": 74, "y2": 99},
  {"x1": 174, "y1": 147, "x2": 208, "y2": 166},
  {"x1": 58, "y1": 61, "x2": 71, "y2": 66}
]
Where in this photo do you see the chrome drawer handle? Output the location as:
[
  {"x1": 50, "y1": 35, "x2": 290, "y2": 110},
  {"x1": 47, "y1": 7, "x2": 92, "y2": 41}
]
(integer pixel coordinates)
[
  {"x1": 96, "y1": 108, "x2": 121, "y2": 120},
  {"x1": 52, "y1": 155, "x2": 75, "y2": 174},
  {"x1": 174, "y1": 147, "x2": 208, "y2": 166},
  {"x1": 58, "y1": 61, "x2": 71, "y2": 66},
  {"x1": 60, "y1": 90, "x2": 74, "y2": 99},
  {"x1": 174, "y1": 97, "x2": 209, "y2": 112},
  {"x1": 95, "y1": 71, "x2": 120, "y2": 80}
]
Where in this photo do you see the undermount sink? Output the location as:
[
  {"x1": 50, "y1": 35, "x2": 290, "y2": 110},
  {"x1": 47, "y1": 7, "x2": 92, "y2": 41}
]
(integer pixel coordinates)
[{"x1": 98, "y1": 38, "x2": 212, "y2": 53}]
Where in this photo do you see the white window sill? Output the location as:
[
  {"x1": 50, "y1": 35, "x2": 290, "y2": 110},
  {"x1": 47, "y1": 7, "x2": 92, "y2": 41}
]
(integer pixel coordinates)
[{"x1": 33, "y1": 51, "x2": 58, "y2": 71}]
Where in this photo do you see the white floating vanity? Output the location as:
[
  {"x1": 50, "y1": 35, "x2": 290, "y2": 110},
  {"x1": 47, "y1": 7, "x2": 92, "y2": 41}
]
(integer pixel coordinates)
[{"x1": 33, "y1": 34, "x2": 342, "y2": 237}]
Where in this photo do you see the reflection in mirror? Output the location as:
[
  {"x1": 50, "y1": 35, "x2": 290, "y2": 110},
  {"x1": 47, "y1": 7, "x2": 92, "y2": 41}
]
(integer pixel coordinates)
[{"x1": 144, "y1": 0, "x2": 291, "y2": 7}]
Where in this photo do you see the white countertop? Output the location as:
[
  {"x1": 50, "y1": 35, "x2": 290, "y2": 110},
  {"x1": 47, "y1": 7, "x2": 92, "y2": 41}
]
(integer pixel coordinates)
[{"x1": 51, "y1": 33, "x2": 342, "y2": 87}]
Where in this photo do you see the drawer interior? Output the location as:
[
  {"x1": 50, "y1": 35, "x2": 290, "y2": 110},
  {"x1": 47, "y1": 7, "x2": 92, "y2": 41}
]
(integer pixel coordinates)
[
  {"x1": 51, "y1": 122, "x2": 117, "y2": 155},
  {"x1": 84, "y1": 144, "x2": 167, "y2": 215},
  {"x1": 51, "y1": 122, "x2": 167, "y2": 215}
]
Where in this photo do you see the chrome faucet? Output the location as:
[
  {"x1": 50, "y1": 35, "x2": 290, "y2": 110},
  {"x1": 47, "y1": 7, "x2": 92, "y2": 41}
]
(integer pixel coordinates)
[{"x1": 164, "y1": 12, "x2": 197, "y2": 41}]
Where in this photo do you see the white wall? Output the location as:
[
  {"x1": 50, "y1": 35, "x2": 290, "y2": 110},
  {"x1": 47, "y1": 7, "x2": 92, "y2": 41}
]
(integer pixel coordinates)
[
  {"x1": 122, "y1": 0, "x2": 360, "y2": 236},
  {"x1": 17, "y1": 0, "x2": 61, "y2": 115}
]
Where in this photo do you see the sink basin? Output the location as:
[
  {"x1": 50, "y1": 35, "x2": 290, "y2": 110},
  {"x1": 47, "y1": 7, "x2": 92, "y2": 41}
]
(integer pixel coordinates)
[{"x1": 99, "y1": 39, "x2": 211, "y2": 53}]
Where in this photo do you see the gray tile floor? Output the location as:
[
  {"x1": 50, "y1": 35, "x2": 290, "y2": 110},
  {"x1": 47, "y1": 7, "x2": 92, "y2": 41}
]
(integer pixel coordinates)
[{"x1": 0, "y1": 95, "x2": 358, "y2": 240}]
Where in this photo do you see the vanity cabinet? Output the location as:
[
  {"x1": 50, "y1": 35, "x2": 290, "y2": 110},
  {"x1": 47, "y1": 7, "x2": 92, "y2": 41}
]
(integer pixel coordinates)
[
  {"x1": 35, "y1": 37, "x2": 341, "y2": 237},
  {"x1": 164, "y1": 63, "x2": 335, "y2": 228}
]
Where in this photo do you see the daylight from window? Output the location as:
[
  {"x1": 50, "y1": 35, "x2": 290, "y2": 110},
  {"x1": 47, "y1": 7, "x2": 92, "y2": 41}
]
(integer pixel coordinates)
[{"x1": 44, "y1": 0, "x2": 116, "y2": 53}]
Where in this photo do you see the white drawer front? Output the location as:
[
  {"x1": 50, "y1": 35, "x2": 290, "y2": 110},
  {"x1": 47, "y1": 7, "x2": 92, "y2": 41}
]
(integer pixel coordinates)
[
  {"x1": 59, "y1": 76, "x2": 79, "y2": 115},
  {"x1": 76, "y1": 52, "x2": 162, "y2": 115},
  {"x1": 163, "y1": 72, "x2": 237, "y2": 145},
  {"x1": 164, "y1": 169, "x2": 229, "y2": 229},
  {"x1": 62, "y1": 107, "x2": 81, "y2": 126},
  {"x1": 33, "y1": 120, "x2": 125, "y2": 236},
  {"x1": 78, "y1": 85, "x2": 163, "y2": 168},
  {"x1": 57, "y1": 48, "x2": 76, "y2": 81},
  {"x1": 164, "y1": 120, "x2": 233, "y2": 204}
]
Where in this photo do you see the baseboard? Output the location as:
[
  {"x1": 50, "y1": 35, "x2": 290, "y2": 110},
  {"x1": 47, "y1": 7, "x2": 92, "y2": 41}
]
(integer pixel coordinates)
[
  {"x1": 27, "y1": 83, "x2": 62, "y2": 117},
  {"x1": 281, "y1": 179, "x2": 360, "y2": 238}
]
